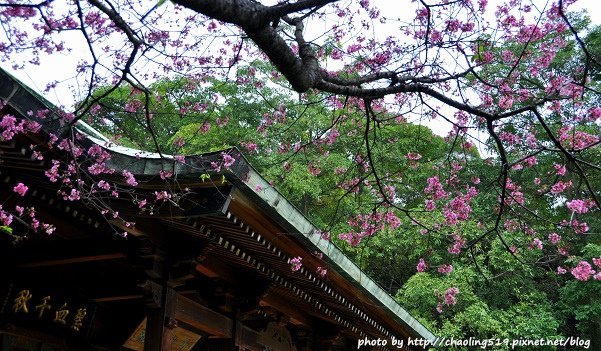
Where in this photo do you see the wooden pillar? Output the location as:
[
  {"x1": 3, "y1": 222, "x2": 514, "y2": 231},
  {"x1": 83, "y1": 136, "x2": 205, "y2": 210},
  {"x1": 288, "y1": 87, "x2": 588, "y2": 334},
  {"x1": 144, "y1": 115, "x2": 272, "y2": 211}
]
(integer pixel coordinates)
[
  {"x1": 143, "y1": 246, "x2": 176, "y2": 351},
  {"x1": 144, "y1": 284, "x2": 177, "y2": 351}
]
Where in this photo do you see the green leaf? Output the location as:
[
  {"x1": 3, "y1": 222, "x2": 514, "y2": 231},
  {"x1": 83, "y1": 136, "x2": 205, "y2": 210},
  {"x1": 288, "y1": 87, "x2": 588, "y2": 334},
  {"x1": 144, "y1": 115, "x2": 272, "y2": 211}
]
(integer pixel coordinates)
[
  {"x1": 200, "y1": 173, "x2": 211, "y2": 182},
  {"x1": 0, "y1": 226, "x2": 13, "y2": 235}
]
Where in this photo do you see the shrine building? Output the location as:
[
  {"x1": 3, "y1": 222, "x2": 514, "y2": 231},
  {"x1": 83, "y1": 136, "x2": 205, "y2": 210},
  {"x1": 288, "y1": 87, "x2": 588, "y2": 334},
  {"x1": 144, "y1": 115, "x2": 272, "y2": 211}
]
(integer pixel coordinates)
[{"x1": 0, "y1": 68, "x2": 435, "y2": 350}]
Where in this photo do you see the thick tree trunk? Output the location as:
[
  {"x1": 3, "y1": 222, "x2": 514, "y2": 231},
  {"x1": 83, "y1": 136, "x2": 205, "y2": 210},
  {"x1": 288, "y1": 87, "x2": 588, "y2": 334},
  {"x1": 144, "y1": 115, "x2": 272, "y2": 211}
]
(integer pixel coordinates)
[{"x1": 174, "y1": 0, "x2": 326, "y2": 92}]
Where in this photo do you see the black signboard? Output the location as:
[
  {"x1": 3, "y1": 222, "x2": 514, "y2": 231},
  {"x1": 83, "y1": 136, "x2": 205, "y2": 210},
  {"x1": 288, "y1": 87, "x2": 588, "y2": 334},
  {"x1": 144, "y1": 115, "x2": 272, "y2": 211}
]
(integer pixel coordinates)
[{"x1": 0, "y1": 284, "x2": 95, "y2": 338}]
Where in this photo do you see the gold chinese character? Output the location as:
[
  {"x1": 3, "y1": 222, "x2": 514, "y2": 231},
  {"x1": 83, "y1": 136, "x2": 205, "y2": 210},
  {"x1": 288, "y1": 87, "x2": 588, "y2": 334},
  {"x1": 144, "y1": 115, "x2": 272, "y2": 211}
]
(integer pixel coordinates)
[
  {"x1": 35, "y1": 296, "x2": 52, "y2": 319},
  {"x1": 71, "y1": 308, "x2": 87, "y2": 331},
  {"x1": 13, "y1": 290, "x2": 33, "y2": 313},
  {"x1": 54, "y1": 303, "x2": 69, "y2": 324}
]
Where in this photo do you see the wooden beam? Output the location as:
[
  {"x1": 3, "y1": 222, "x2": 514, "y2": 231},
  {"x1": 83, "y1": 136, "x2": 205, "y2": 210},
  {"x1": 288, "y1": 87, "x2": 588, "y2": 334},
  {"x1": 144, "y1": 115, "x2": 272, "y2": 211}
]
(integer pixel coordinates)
[
  {"x1": 261, "y1": 289, "x2": 311, "y2": 326},
  {"x1": 18, "y1": 253, "x2": 126, "y2": 268},
  {"x1": 234, "y1": 321, "x2": 263, "y2": 351},
  {"x1": 176, "y1": 294, "x2": 232, "y2": 338},
  {"x1": 93, "y1": 294, "x2": 145, "y2": 303},
  {"x1": 195, "y1": 256, "x2": 237, "y2": 283},
  {"x1": 144, "y1": 281, "x2": 233, "y2": 340}
]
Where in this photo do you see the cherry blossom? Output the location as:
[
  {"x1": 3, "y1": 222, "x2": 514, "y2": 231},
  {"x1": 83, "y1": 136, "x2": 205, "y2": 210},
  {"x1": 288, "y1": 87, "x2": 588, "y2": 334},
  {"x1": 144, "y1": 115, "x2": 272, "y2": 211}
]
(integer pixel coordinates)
[
  {"x1": 416, "y1": 258, "x2": 427, "y2": 272},
  {"x1": 317, "y1": 266, "x2": 327, "y2": 277},
  {"x1": 12, "y1": 183, "x2": 28, "y2": 196},
  {"x1": 566, "y1": 199, "x2": 592, "y2": 214},
  {"x1": 444, "y1": 287, "x2": 459, "y2": 306},
  {"x1": 289, "y1": 256, "x2": 302, "y2": 272},
  {"x1": 571, "y1": 261, "x2": 595, "y2": 281},
  {"x1": 438, "y1": 264, "x2": 453, "y2": 275},
  {"x1": 122, "y1": 170, "x2": 139, "y2": 187}
]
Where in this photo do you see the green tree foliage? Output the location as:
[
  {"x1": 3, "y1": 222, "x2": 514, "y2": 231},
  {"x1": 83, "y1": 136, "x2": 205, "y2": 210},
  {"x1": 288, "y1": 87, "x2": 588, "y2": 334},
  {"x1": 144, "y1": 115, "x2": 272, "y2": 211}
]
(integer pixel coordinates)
[
  {"x1": 88, "y1": 63, "x2": 449, "y2": 232},
  {"x1": 86, "y1": 52, "x2": 600, "y2": 347}
]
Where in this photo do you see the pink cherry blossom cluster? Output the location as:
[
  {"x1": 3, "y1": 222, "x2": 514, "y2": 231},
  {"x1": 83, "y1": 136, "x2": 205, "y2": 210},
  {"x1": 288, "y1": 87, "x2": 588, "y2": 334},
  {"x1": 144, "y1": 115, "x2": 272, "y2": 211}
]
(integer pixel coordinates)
[
  {"x1": 1, "y1": 114, "x2": 41, "y2": 141},
  {"x1": 1, "y1": 202, "x2": 55, "y2": 239},
  {"x1": 443, "y1": 187, "x2": 477, "y2": 226},
  {"x1": 316, "y1": 266, "x2": 327, "y2": 277},
  {"x1": 13, "y1": 182, "x2": 28, "y2": 196},
  {"x1": 210, "y1": 152, "x2": 236, "y2": 172},
  {"x1": 122, "y1": 170, "x2": 138, "y2": 187},
  {"x1": 571, "y1": 261, "x2": 596, "y2": 282},
  {"x1": 448, "y1": 233, "x2": 466, "y2": 255},
  {"x1": 438, "y1": 264, "x2": 453, "y2": 275},
  {"x1": 558, "y1": 126, "x2": 600, "y2": 151},
  {"x1": 548, "y1": 232, "x2": 561, "y2": 245},
  {"x1": 338, "y1": 210, "x2": 401, "y2": 247},
  {"x1": 424, "y1": 176, "x2": 447, "y2": 201},
  {"x1": 566, "y1": 199, "x2": 595, "y2": 214},
  {"x1": 436, "y1": 287, "x2": 460, "y2": 313},
  {"x1": 416, "y1": 258, "x2": 427, "y2": 272},
  {"x1": 289, "y1": 256, "x2": 302, "y2": 272}
]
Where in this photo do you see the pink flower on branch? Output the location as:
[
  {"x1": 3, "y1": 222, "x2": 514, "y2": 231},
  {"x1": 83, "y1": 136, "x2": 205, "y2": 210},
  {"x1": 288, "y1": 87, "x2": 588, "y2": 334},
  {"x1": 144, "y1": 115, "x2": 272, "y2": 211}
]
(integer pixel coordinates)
[
  {"x1": 308, "y1": 163, "x2": 321, "y2": 176},
  {"x1": 438, "y1": 264, "x2": 453, "y2": 275},
  {"x1": 569, "y1": 220, "x2": 590, "y2": 234},
  {"x1": 424, "y1": 176, "x2": 446, "y2": 201},
  {"x1": 13, "y1": 183, "x2": 28, "y2": 196},
  {"x1": 316, "y1": 266, "x2": 327, "y2": 277},
  {"x1": 559, "y1": 127, "x2": 599, "y2": 151},
  {"x1": 241, "y1": 141, "x2": 258, "y2": 152},
  {"x1": 571, "y1": 261, "x2": 595, "y2": 281},
  {"x1": 64, "y1": 188, "x2": 80, "y2": 201},
  {"x1": 416, "y1": 258, "x2": 427, "y2": 272},
  {"x1": 548, "y1": 232, "x2": 561, "y2": 245},
  {"x1": 498, "y1": 95, "x2": 514, "y2": 110},
  {"x1": 550, "y1": 180, "x2": 572, "y2": 194},
  {"x1": 554, "y1": 164, "x2": 566, "y2": 176},
  {"x1": 1, "y1": 209, "x2": 13, "y2": 226},
  {"x1": 448, "y1": 233, "x2": 466, "y2": 254},
  {"x1": 221, "y1": 152, "x2": 235, "y2": 169},
  {"x1": 159, "y1": 170, "x2": 173, "y2": 180},
  {"x1": 566, "y1": 199, "x2": 592, "y2": 214},
  {"x1": 41, "y1": 223, "x2": 55, "y2": 235},
  {"x1": 425, "y1": 199, "x2": 436, "y2": 211},
  {"x1": 524, "y1": 156, "x2": 537, "y2": 167},
  {"x1": 405, "y1": 152, "x2": 422, "y2": 161},
  {"x1": 155, "y1": 191, "x2": 172, "y2": 201},
  {"x1": 529, "y1": 238, "x2": 543, "y2": 250},
  {"x1": 289, "y1": 256, "x2": 302, "y2": 272},
  {"x1": 172, "y1": 137, "x2": 185, "y2": 149},
  {"x1": 122, "y1": 170, "x2": 138, "y2": 187},
  {"x1": 444, "y1": 287, "x2": 459, "y2": 306}
]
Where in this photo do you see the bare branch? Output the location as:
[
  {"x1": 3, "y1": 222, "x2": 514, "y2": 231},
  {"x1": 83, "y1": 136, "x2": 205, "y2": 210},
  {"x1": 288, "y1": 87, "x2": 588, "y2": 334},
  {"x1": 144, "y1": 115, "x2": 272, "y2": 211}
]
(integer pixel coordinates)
[{"x1": 87, "y1": 0, "x2": 143, "y2": 46}]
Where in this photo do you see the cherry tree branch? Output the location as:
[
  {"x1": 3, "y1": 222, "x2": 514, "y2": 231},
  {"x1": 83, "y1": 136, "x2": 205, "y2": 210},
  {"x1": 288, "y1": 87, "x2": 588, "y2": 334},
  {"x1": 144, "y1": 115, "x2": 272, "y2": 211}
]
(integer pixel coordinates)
[
  {"x1": 269, "y1": 0, "x2": 338, "y2": 18},
  {"x1": 558, "y1": 0, "x2": 601, "y2": 71},
  {"x1": 87, "y1": 0, "x2": 142, "y2": 46},
  {"x1": 531, "y1": 108, "x2": 601, "y2": 209},
  {"x1": 0, "y1": 0, "x2": 52, "y2": 7}
]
